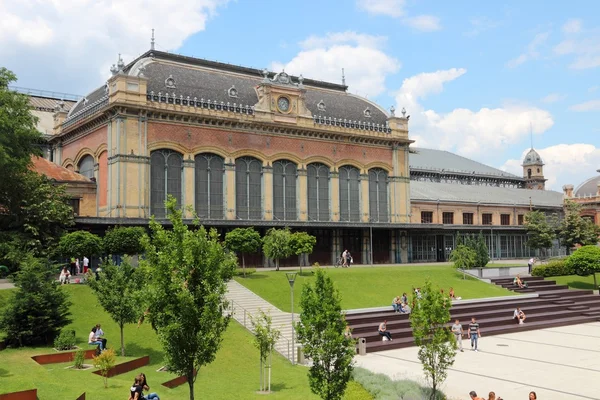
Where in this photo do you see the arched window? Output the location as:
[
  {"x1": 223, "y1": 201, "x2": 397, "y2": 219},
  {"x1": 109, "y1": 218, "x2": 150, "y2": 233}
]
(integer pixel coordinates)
[
  {"x1": 527, "y1": 168, "x2": 532, "y2": 178},
  {"x1": 369, "y1": 168, "x2": 389, "y2": 222},
  {"x1": 195, "y1": 153, "x2": 224, "y2": 219},
  {"x1": 150, "y1": 149, "x2": 182, "y2": 218},
  {"x1": 307, "y1": 163, "x2": 330, "y2": 221},
  {"x1": 273, "y1": 160, "x2": 297, "y2": 221},
  {"x1": 339, "y1": 165, "x2": 361, "y2": 222},
  {"x1": 236, "y1": 157, "x2": 262, "y2": 219},
  {"x1": 78, "y1": 155, "x2": 95, "y2": 179}
]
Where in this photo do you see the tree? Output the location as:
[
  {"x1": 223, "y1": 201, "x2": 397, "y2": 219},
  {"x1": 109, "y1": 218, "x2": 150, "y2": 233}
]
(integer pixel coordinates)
[
  {"x1": 262, "y1": 228, "x2": 293, "y2": 271},
  {"x1": 92, "y1": 348, "x2": 116, "y2": 388},
  {"x1": 250, "y1": 310, "x2": 281, "y2": 393},
  {"x1": 409, "y1": 279, "x2": 456, "y2": 399},
  {"x1": 475, "y1": 232, "x2": 490, "y2": 268},
  {"x1": 565, "y1": 245, "x2": 600, "y2": 289},
  {"x1": 57, "y1": 230, "x2": 103, "y2": 260},
  {"x1": 0, "y1": 255, "x2": 71, "y2": 346},
  {"x1": 524, "y1": 211, "x2": 556, "y2": 258},
  {"x1": 558, "y1": 200, "x2": 600, "y2": 253},
  {"x1": 224, "y1": 227, "x2": 261, "y2": 277},
  {"x1": 296, "y1": 269, "x2": 355, "y2": 400},
  {"x1": 449, "y1": 244, "x2": 477, "y2": 279},
  {"x1": 88, "y1": 257, "x2": 144, "y2": 356},
  {"x1": 290, "y1": 231, "x2": 316, "y2": 275},
  {"x1": 103, "y1": 226, "x2": 146, "y2": 256},
  {"x1": 140, "y1": 197, "x2": 236, "y2": 400}
]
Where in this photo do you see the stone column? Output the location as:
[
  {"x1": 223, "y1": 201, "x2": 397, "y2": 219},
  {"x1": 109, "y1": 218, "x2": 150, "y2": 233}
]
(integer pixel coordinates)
[
  {"x1": 225, "y1": 160, "x2": 236, "y2": 220},
  {"x1": 263, "y1": 163, "x2": 273, "y2": 221},
  {"x1": 330, "y1": 169, "x2": 340, "y2": 222},
  {"x1": 360, "y1": 173, "x2": 369, "y2": 223},
  {"x1": 399, "y1": 230, "x2": 409, "y2": 263},
  {"x1": 183, "y1": 156, "x2": 195, "y2": 218},
  {"x1": 298, "y1": 167, "x2": 307, "y2": 221}
]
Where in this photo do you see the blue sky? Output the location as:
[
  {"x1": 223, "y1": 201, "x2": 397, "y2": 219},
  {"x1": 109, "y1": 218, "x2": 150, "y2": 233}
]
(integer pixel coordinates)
[{"x1": 1, "y1": 0, "x2": 598, "y2": 190}]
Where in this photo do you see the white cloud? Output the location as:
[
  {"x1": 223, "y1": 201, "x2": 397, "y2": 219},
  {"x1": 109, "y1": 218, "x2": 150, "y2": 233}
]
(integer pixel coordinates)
[
  {"x1": 0, "y1": 0, "x2": 229, "y2": 93},
  {"x1": 540, "y1": 93, "x2": 566, "y2": 103},
  {"x1": 403, "y1": 15, "x2": 441, "y2": 32},
  {"x1": 569, "y1": 99, "x2": 600, "y2": 112},
  {"x1": 506, "y1": 32, "x2": 550, "y2": 68},
  {"x1": 501, "y1": 144, "x2": 600, "y2": 190},
  {"x1": 272, "y1": 32, "x2": 400, "y2": 98},
  {"x1": 562, "y1": 18, "x2": 583, "y2": 34},
  {"x1": 356, "y1": 0, "x2": 441, "y2": 32},
  {"x1": 395, "y1": 68, "x2": 554, "y2": 157}
]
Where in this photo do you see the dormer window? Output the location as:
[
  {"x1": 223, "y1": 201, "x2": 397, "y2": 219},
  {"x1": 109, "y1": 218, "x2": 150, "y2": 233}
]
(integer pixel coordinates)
[
  {"x1": 165, "y1": 75, "x2": 176, "y2": 89},
  {"x1": 317, "y1": 100, "x2": 326, "y2": 111},
  {"x1": 363, "y1": 107, "x2": 372, "y2": 118},
  {"x1": 228, "y1": 85, "x2": 238, "y2": 98}
]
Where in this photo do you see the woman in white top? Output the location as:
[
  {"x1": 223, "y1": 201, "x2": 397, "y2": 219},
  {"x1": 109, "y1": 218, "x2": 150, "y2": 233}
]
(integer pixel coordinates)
[
  {"x1": 88, "y1": 327, "x2": 104, "y2": 350},
  {"x1": 59, "y1": 267, "x2": 70, "y2": 284}
]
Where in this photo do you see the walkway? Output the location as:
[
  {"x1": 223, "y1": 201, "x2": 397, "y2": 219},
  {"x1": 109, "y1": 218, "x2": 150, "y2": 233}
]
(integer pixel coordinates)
[{"x1": 225, "y1": 280, "x2": 298, "y2": 362}]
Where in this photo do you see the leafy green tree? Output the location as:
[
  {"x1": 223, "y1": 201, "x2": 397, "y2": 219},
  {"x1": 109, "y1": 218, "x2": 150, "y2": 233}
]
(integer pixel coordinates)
[
  {"x1": 296, "y1": 269, "x2": 355, "y2": 400},
  {"x1": 475, "y1": 232, "x2": 490, "y2": 268},
  {"x1": 88, "y1": 257, "x2": 144, "y2": 356},
  {"x1": 558, "y1": 200, "x2": 600, "y2": 253},
  {"x1": 565, "y1": 245, "x2": 600, "y2": 289},
  {"x1": 250, "y1": 310, "x2": 281, "y2": 393},
  {"x1": 103, "y1": 226, "x2": 146, "y2": 256},
  {"x1": 290, "y1": 231, "x2": 316, "y2": 275},
  {"x1": 0, "y1": 255, "x2": 71, "y2": 346},
  {"x1": 262, "y1": 228, "x2": 293, "y2": 271},
  {"x1": 524, "y1": 211, "x2": 556, "y2": 257},
  {"x1": 449, "y1": 244, "x2": 477, "y2": 279},
  {"x1": 409, "y1": 279, "x2": 456, "y2": 399},
  {"x1": 224, "y1": 227, "x2": 261, "y2": 277},
  {"x1": 140, "y1": 197, "x2": 236, "y2": 400},
  {"x1": 57, "y1": 230, "x2": 103, "y2": 259}
]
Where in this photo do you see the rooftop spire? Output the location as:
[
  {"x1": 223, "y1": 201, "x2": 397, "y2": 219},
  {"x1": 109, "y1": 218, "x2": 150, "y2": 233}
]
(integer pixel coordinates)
[
  {"x1": 151, "y1": 28, "x2": 155, "y2": 50},
  {"x1": 530, "y1": 122, "x2": 533, "y2": 149},
  {"x1": 342, "y1": 68, "x2": 346, "y2": 86}
]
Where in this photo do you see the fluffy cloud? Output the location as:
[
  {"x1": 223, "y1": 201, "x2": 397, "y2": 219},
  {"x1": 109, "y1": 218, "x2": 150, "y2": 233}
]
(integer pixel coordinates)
[
  {"x1": 395, "y1": 68, "x2": 554, "y2": 156},
  {"x1": 506, "y1": 32, "x2": 550, "y2": 68},
  {"x1": 272, "y1": 32, "x2": 400, "y2": 98},
  {"x1": 562, "y1": 19, "x2": 583, "y2": 34},
  {"x1": 501, "y1": 144, "x2": 600, "y2": 190},
  {"x1": 541, "y1": 93, "x2": 566, "y2": 103},
  {"x1": 356, "y1": 0, "x2": 441, "y2": 32},
  {"x1": 0, "y1": 0, "x2": 229, "y2": 93},
  {"x1": 569, "y1": 99, "x2": 600, "y2": 112}
]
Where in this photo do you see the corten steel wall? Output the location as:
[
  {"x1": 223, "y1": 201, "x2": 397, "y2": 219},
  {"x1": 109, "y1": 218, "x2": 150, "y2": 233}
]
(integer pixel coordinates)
[
  {"x1": 0, "y1": 389, "x2": 37, "y2": 400},
  {"x1": 92, "y1": 355, "x2": 150, "y2": 378},
  {"x1": 31, "y1": 349, "x2": 96, "y2": 365}
]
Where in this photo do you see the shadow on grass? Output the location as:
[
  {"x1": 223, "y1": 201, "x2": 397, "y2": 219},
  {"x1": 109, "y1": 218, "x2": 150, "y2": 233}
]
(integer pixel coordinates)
[
  {"x1": 565, "y1": 280, "x2": 596, "y2": 290},
  {"x1": 237, "y1": 274, "x2": 269, "y2": 280},
  {"x1": 126, "y1": 343, "x2": 164, "y2": 364},
  {"x1": 269, "y1": 382, "x2": 288, "y2": 392},
  {"x1": 0, "y1": 368, "x2": 12, "y2": 377}
]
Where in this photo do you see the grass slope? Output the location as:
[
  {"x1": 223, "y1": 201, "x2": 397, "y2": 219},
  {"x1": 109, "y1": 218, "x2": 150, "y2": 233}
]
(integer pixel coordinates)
[
  {"x1": 0, "y1": 285, "x2": 371, "y2": 400},
  {"x1": 235, "y1": 265, "x2": 513, "y2": 312},
  {"x1": 551, "y1": 275, "x2": 599, "y2": 291}
]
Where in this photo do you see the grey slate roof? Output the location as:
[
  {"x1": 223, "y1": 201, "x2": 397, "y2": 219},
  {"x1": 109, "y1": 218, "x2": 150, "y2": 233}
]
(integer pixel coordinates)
[
  {"x1": 410, "y1": 180, "x2": 564, "y2": 208},
  {"x1": 409, "y1": 148, "x2": 520, "y2": 178},
  {"x1": 523, "y1": 148, "x2": 543, "y2": 166},
  {"x1": 575, "y1": 174, "x2": 600, "y2": 196}
]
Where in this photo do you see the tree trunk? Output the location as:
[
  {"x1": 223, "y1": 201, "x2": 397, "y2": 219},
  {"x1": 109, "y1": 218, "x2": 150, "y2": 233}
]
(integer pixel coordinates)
[
  {"x1": 276, "y1": 258, "x2": 279, "y2": 271},
  {"x1": 242, "y1": 254, "x2": 246, "y2": 278},
  {"x1": 431, "y1": 377, "x2": 437, "y2": 400},
  {"x1": 120, "y1": 323, "x2": 125, "y2": 356},
  {"x1": 188, "y1": 372, "x2": 195, "y2": 400},
  {"x1": 259, "y1": 358, "x2": 263, "y2": 391}
]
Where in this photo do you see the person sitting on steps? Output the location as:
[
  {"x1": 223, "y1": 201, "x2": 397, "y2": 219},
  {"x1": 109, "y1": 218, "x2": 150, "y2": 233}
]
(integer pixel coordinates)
[
  {"x1": 392, "y1": 296, "x2": 402, "y2": 313},
  {"x1": 513, "y1": 307, "x2": 526, "y2": 324},
  {"x1": 378, "y1": 320, "x2": 392, "y2": 341},
  {"x1": 513, "y1": 274, "x2": 527, "y2": 289}
]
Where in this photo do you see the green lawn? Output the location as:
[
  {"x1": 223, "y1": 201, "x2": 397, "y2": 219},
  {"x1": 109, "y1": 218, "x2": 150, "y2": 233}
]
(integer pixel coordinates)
[
  {"x1": 235, "y1": 265, "x2": 514, "y2": 312},
  {"x1": 0, "y1": 285, "x2": 371, "y2": 400},
  {"x1": 551, "y1": 275, "x2": 599, "y2": 290}
]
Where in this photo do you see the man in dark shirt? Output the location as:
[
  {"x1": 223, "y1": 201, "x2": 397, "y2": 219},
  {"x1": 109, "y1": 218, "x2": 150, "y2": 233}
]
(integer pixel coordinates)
[{"x1": 468, "y1": 317, "x2": 481, "y2": 352}]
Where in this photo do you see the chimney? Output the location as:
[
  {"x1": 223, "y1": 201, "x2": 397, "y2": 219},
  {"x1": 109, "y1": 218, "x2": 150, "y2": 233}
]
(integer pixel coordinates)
[{"x1": 563, "y1": 184, "x2": 574, "y2": 198}]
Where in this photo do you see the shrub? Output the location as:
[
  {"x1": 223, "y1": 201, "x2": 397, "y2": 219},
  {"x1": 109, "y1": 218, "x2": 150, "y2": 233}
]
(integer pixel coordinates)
[
  {"x1": 73, "y1": 347, "x2": 86, "y2": 369},
  {"x1": 352, "y1": 367, "x2": 445, "y2": 400},
  {"x1": 54, "y1": 329, "x2": 76, "y2": 350},
  {"x1": 532, "y1": 259, "x2": 572, "y2": 277},
  {"x1": 233, "y1": 267, "x2": 256, "y2": 277},
  {"x1": 93, "y1": 348, "x2": 116, "y2": 388},
  {"x1": 103, "y1": 226, "x2": 145, "y2": 256},
  {"x1": 565, "y1": 246, "x2": 600, "y2": 277}
]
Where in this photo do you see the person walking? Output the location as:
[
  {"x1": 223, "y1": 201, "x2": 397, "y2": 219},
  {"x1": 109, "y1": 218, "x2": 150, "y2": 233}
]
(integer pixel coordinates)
[
  {"x1": 83, "y1": 256, "x2": 89, "y2": 274},
  {"x1": 451, "y1": 319, "x2": 464, "y2": 352},
  {"x1": 528, "y1": 257, "x2": 535, "y2": 274},
  {"x1": 378, "y1": 320, "x2": 392, "y2": 341},
  {"x1": 468, "y1": 317, "x2": 481, "y2": 352},
  {"x1": 341, "y1": 250, "x2": 349, "y2": 267}
]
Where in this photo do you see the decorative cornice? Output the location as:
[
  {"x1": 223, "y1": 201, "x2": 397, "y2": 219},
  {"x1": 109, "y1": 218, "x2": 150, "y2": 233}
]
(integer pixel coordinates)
[{"x1": 108, "y1": 154, "x2": 150, "y2": 164}]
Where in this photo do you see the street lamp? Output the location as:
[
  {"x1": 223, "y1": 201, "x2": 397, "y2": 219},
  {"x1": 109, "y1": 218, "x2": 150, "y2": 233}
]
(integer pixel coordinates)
[{"x1": 286, "y1": 272, "x2": 298, "y2": 365}]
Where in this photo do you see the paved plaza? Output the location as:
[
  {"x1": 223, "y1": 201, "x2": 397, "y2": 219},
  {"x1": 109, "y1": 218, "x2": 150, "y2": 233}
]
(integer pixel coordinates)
[{"x1": 355, "y1": 322, "x2": 600, "y2": 400}]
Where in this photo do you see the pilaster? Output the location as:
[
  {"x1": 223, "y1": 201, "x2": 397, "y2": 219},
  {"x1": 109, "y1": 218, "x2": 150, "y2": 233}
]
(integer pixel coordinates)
[
  {"x1": 183, "y1": 157, "x2": 195, "y2": 218},
  {"x1": 263, "y1": 164, "x2": 273, "y2": 221},
  {"x1": 360, "y1": 174, "x2": 369, "y2": 223},
  {"x1": 330, "y1": 170, "x2": 340, "y2": 222},
  {"x1": 225, "y1": 161, "x2": 236, "y2": 220},
  {"x1": 298, "y1": 168, "x2": 308, "y2": 221}
]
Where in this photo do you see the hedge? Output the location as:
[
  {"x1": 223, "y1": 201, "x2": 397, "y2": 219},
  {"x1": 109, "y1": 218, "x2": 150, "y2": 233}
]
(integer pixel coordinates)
[
  {"x1": 352, "y1": 367, "x2": 444, "y2": 400},
  {"x1": 531, "y1": 259, "x2": 572, "y2": 277}
]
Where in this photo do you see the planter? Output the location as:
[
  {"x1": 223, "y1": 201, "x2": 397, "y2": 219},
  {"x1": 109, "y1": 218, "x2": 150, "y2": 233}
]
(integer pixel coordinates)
[
  {"x1": 65, "y1": 364, "x2": 93, "y2": 370},
  {"x1": 76, "y1": 393, "x2": 85, "y2": 400},
  {"x1": 31, "y1": 349, "x2": 96, "y2": 365},
  {"x1": 92, "y1": 356, "x2": 150, "y2": 378},
  {"x1": 53, "y1": 345, "x2": 80, "y2": 352},
  {"x1": 161, "y1": 370, "x2": 196, "y2": 389},
  {"x1": 0, "y1": 389, "x2": 37, "y2": 400}
]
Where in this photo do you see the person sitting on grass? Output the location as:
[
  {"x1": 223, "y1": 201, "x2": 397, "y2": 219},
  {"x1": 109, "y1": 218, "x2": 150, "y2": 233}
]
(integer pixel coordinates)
[
  {"x1": 88, "y1": 327, "x2": 104, "y2": 352},
  {"x1": 513, "y1": 307, "x2": 526, "y2": 324},
  {"x1": 378, "y1": 320, "x2": 392, "y2": 341},
  {"x1": 513, "y1": 274, "x2": 527, "y2": 289},
  {"x1": 129, "y1": 375, "x2": 143, "y2": 400},
  {"x1": 59, "y1": 266, "x2": 70, "y2": 285},
  {"x1": 138, "y1": 373, "x2": 160, "y2": 400}
]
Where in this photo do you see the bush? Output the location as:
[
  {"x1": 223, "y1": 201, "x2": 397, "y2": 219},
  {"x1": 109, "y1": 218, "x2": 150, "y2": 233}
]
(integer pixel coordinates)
[
  {"x1": 73, "y1": 347, "x2": 86, "y2": 369},
  {"x1": 54, "y1": 329, "x2": 76, "y2": 350},
  {"x1": 103, "y1": 226, "x2": 145, "y2": 256},
  {"x1": 565, "y1": 246, "x2": 600, "y2": 277},
  {"x1": 233, "y1": 267, "x2": 256, "y2": 277},
  {"x1": 352, "y1": 367, "x2": 445, "y2": 400},
  {"x1": 532, "y1": 259, "x2": 572, "y2": 277},
  {"x1": 93, "y1": 348, "x2": 116, "y2": 388}
]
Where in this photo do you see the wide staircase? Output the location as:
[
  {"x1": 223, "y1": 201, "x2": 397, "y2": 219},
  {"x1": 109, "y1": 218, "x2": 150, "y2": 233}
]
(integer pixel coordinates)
[{"x1": 347, "y1": 276, "x2": 600, "y2": 354}]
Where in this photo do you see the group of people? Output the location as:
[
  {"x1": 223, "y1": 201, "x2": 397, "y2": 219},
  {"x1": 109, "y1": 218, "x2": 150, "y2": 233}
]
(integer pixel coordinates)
[
  {"x1": 391, "y1": 293, "x2": 410, "y2": 313},
  {"x1": 340, "y1": 249, "x2": 353, "y2": 267},
  {"x1": 469, "y1": 390, "x2": 537, "y2": 400},
  {"x1": 451, "y1": 317, "x2": 481, "y2": 352},
  {"x1": 88, "y1": 324, "x2": 107, "y2": 352},
  {"x1": 59, "y1": 256, "x2": 90, "y2": 284},
  {"x1": 129, "y1": 372, "x2": 160, "y2": 400}
]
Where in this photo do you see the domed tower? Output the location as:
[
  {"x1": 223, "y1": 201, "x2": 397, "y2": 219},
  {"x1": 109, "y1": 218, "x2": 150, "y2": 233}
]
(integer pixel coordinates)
[{"x1": 522, "y1": 148, "x2": 546, "y2": 190}]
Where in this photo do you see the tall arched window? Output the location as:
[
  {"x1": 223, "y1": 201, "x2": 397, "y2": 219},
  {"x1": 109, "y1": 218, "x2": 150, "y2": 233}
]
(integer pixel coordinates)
[
  {"x1": 307, "y1": 163, "x2": 330, "y2": 221},
  {"x1": 78, "y1": 155, "x2": 95, "y2": 179},
  {"x1": 369, "y1": 168, "x2": 389, "y2": 222},
  {"x1": 273, "y1": 160, "x2": 297, "y2": 221},
  {"x1": 339, "y1": 165, "x2": 361, "y2": 222},
  {"x1": 150, "y1": 149, "x2": 182, "y2": 218},
  {"x1": 195, "y1": 153, "x2": 224, "y2": 219},
  {"x1": 236, "y1": 157, "x2": 262, "y2": 219}
]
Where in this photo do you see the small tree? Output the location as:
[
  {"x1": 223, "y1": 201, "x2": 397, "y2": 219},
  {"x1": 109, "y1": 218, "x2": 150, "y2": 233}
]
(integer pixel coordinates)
[
  {"x1": 558, "y1": 200, "x2": 600, "y2": 253},
  {"x1": 524, "y1": 211, "x2": 555, "y2": 258},
  {"x1": 92, "y1": 348, "x2": 116, "y2": 388},
  {"x1": 250, "y1": 310, "x2": 281, "y2": 393},
  {"x1": 262, "y1": 228, "x2": 293, "y2": 271},
  {"x1": 140, "y1": 197, "x2": 236, "y2": 400},
  {"x1": 0, "y1": 255, "x2": 71, "y2": 346},
  {"x1": 449, "y1": 244, "x2": 477, "y2": 279},
  {"x1": 103, "y1": 226, "x2": 146, "y2": 256},
  {"x1": 296, "y1": 269, "x2": 355, "y2": 400},
  {"x1": 290, "y1": 231, "x2": 317, "y2": 275},
  {"x1": 475, "y1": 232, "x2": 490, "y2": 268},
  {"x1": 224, "y1": 227, "x2": 262, "y2": 277},
  {"x1": 57, "y1": 230, "x2": 102, "y2": 260},
  {"x1": 88, "y1": 257, "x2": 144, "y2": 356},
  {"x1": 565, "y1": 245, "x2": 600, "y2": 289},
  {"x1": 73, "y1": 347, "x2": 86, "y2": 369},
  {"x1": 410, "y1": 279, "x2": 456, "y2": 399}
]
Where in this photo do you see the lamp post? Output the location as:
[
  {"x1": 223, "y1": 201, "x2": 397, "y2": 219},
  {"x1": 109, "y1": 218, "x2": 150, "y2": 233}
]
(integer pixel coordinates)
[{"x1": 286, "y1": 272, "x2": 298, "y2": 365}]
